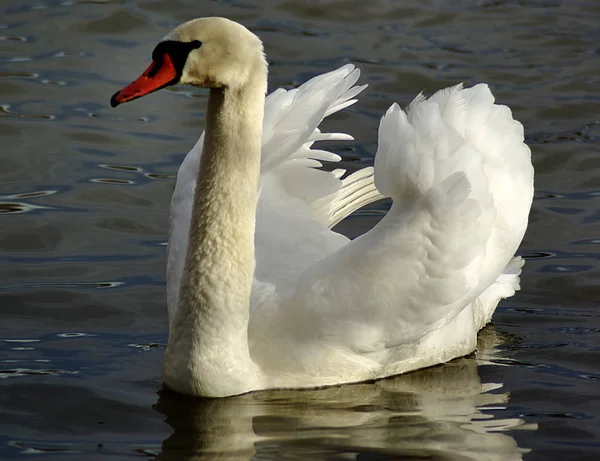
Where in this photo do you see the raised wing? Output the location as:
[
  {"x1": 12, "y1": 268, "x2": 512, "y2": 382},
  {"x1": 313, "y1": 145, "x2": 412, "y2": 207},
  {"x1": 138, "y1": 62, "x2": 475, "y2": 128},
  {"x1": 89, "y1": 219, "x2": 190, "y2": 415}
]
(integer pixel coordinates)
[{"x1": 290, "y1": 83, "x2": 534, "y2": 355}]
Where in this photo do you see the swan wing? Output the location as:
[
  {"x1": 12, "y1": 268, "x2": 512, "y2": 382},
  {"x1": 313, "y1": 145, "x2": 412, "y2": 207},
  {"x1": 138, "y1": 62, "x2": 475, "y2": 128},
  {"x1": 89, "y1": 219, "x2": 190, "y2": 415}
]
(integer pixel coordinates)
[
  {"x1": 253, "y1": 65, "x2": 389, "y2": 292},
  {"x1": 273, "y1": 84, "x2": 533, "y2": 363},
  {"x1": 259, "y1": 64, "x2": 383, "y2": 228}
]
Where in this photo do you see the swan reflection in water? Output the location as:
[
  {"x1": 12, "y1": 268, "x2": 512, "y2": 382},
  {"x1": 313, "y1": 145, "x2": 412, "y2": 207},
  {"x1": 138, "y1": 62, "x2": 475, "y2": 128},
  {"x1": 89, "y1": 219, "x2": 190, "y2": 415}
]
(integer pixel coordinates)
[{"x1": 153, "y1": 326, "x2": 536, "y2": 461}]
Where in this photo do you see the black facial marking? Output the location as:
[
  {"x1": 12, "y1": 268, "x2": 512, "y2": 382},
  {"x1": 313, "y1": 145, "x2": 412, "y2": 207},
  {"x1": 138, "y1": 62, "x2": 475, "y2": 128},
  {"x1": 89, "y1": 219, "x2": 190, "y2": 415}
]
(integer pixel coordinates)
[{"x1": 152, "y1": 40, "x2": 202, "y2": 78}]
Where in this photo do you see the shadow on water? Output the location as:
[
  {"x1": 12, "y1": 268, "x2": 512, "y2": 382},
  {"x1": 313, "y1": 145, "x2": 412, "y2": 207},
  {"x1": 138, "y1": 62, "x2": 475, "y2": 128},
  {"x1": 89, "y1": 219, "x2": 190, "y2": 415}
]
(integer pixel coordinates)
[{"x1": 154, "y1": 327, "x2": 535, "y2": 461}]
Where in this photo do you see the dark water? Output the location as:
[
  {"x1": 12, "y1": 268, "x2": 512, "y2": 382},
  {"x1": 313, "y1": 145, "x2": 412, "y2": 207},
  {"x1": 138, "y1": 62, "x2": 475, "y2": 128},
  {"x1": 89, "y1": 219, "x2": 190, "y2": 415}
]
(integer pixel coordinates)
[{"x1": 2, "y1": 0, "x2": 599, "y2": 459}]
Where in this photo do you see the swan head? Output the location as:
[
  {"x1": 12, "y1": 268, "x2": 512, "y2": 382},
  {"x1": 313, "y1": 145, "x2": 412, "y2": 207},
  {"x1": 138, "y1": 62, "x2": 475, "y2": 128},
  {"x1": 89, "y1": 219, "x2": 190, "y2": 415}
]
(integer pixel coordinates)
[{"x1": 111, "y1": 17, "x2": 267, "y2": 107}]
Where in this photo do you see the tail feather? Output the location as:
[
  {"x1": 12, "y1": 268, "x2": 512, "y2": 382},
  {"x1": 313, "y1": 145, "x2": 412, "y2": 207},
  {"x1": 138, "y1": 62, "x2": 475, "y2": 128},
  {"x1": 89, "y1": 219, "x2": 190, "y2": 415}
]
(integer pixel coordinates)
[{"x1": 473, "y1": 256, "x2": 524, "y2": 330}]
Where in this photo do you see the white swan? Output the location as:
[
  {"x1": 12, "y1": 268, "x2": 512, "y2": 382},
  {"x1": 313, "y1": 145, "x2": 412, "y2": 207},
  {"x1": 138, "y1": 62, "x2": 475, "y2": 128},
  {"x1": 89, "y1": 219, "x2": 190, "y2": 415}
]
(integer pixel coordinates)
[{"x1": 111, "y1": 17, "x2": 534, "y2": 398}]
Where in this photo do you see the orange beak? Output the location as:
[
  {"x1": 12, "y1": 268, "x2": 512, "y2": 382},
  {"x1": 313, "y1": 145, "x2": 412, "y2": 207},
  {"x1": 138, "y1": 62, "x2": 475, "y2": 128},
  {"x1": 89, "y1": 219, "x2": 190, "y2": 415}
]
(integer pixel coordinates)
[{"x1": 110, "y1": 52, "x2": 178, "y2": 107}]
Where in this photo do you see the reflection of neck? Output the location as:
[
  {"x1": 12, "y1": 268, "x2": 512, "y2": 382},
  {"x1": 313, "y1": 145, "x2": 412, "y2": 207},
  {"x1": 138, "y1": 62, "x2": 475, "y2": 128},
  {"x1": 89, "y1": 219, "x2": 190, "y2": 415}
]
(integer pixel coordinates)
[
  {"x1": 156, "y1": 392, "x2": 256, "y2": 460},
  {"x1": 163, "y1": 68, "x2": 267, "y2": 397}
]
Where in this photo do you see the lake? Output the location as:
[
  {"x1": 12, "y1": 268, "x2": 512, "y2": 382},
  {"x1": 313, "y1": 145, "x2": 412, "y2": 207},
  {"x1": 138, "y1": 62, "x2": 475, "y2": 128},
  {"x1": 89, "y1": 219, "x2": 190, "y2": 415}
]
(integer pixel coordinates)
[{"x1": 2, "y1": 0, "x2": 599, "y2": 459}]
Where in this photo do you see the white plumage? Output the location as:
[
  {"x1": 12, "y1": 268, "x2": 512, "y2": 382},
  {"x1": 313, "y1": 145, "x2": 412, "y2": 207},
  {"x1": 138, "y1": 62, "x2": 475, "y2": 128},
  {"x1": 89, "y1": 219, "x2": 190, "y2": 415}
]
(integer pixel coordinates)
[
  {"x1": 168, "y1": 64, "x2": 532, "y2": 390},
  {"x1": 113, "y1": 18, "x2": 534, "y2": 397}
]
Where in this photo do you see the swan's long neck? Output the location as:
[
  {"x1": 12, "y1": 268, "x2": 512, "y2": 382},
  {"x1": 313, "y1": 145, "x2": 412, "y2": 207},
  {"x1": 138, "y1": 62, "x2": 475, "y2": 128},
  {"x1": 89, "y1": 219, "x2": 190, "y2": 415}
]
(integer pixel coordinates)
[{"x1": 163, "y1": 69, "x2": 267, "y2": 397}]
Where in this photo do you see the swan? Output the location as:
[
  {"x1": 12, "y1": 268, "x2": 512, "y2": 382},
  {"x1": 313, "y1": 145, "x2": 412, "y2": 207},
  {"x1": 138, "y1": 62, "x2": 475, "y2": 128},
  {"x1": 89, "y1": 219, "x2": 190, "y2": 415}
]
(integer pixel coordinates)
[{"x1": 110, "y1": 17, "x2": 534, "y2": 398}]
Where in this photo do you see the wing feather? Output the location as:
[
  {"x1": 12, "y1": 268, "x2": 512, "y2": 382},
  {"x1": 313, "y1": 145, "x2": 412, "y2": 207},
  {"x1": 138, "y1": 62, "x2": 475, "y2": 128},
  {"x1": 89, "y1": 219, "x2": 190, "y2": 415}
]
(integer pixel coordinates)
[{"x1": 289, "y1": 83, "x2": 533, "y2": 355}]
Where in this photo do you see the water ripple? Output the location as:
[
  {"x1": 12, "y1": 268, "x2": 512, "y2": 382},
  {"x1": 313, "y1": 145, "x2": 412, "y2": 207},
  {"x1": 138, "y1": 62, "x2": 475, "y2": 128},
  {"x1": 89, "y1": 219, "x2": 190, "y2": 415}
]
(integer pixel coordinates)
[
  {"x1": 0, "y1": 189, "x2": 66, "y2": 215},
  {"x1": 1, "y1": 280, "x2": 126, "y2": 290},
  {"x1": 95, "y1": 163, "x2": 177, "y2": 182},
  {"x1": 56, "y1": 332, "x2": 95, "y2": 338},
  {"x1": 8, "y1": 441, "x2": 81, "y2": 455},
  {"x1": 127, "y1": 342, "x2": 165, "y2": 351},
  {"x1": 3, "y1": 339, "x2": 40, "y2": 343},
  {"x1": 100, "y1": 164, "x2": 143, "y2": 173},
  {"x1": 0, "y1": 368, "x2": 79, "y2": 379},
  {"x1": 0, "y1": 70, "x2": 38, "y2": 79},
  {"x1": 0, "y1": 202, "x2": 49, "y2": 214},
  {"x1": 0, "y1": 35, "x2": 28, "y2": 41},
  {"x1": 90, "y1": 178, "x2": 136, "y2": 185},
  {"x1": 0, "y1": 104, "x2": 54, "y2": 120}
]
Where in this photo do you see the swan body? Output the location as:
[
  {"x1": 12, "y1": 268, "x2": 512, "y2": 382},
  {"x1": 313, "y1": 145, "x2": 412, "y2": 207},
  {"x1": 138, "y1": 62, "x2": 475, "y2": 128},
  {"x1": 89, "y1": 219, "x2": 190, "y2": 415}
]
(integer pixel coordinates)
[{"x1": 111, "y1": 17, "x2": 534, "y2": 397}]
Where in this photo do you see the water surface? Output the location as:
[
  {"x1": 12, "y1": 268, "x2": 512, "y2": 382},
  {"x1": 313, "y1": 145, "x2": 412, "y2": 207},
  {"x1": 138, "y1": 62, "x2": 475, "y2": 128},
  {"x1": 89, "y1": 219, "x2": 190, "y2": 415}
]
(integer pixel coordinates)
[{"x1": 2, "y1": 0, "x2": 600, "y2": 459}]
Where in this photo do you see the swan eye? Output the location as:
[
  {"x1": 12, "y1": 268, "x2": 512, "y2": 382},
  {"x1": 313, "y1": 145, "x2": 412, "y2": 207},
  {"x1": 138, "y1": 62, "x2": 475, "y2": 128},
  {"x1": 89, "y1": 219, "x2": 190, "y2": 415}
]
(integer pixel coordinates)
[{"x1": 151, "y1": 40, "x2": 203, "y2": 75}]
